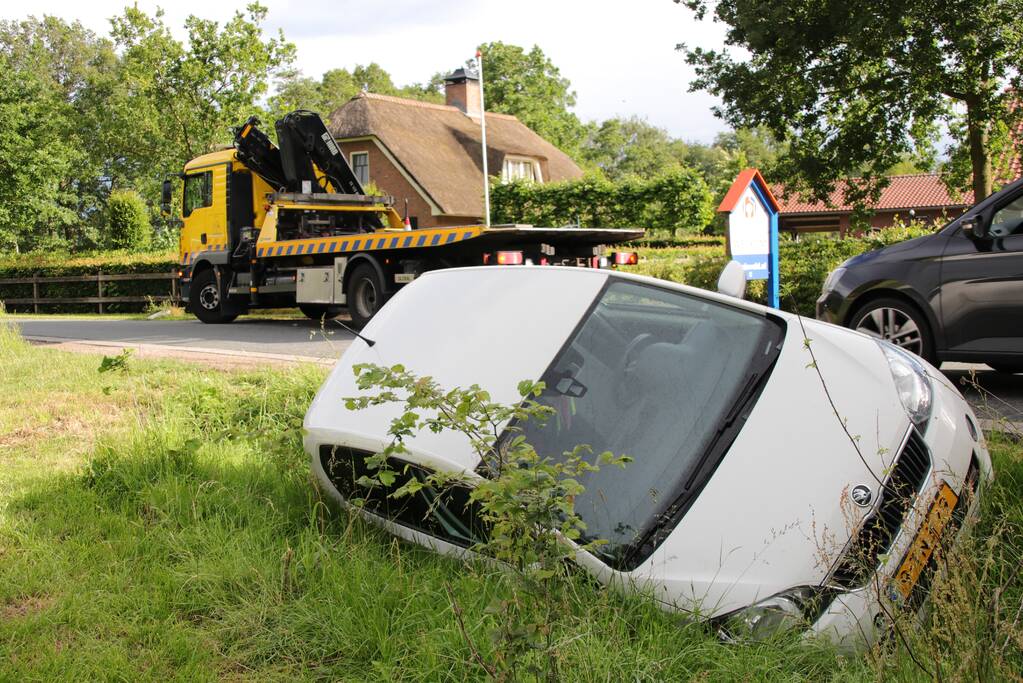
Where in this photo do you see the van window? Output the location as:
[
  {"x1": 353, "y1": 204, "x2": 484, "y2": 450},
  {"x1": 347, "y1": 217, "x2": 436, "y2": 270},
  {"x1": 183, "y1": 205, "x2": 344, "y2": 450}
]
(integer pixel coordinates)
[{"x1": 183, "y1": 171, "x2": 213, "y2": 217}]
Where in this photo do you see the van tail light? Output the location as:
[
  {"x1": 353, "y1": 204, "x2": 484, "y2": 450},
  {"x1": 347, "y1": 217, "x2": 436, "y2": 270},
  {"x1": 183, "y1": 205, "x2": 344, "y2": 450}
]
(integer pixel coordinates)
[
  {"x1": 495, "y1": 251, "x2": 524, "y2": 265},
  {"x1": 611, "y1": 251, "x2": 638, "y2": 266}
]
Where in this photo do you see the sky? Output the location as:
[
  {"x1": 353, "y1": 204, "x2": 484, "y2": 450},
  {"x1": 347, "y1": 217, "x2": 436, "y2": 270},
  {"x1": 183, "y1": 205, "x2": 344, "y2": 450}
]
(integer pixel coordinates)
[{"x1": 3, "y1": 0, "x2": 732, "y2": 143}]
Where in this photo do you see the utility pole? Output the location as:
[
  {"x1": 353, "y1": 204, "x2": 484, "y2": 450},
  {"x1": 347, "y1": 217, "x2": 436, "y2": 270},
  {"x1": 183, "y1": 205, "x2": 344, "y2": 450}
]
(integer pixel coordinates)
[{"x1": 477, "y1": 48, "x2": 491, "y2": 227}]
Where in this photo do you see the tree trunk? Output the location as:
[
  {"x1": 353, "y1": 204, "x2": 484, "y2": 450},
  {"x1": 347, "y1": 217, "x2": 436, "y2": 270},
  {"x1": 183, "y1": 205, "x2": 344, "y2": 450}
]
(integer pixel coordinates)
[{"x1": 966, "y1": 102, "x2": 992, "y2": 200}]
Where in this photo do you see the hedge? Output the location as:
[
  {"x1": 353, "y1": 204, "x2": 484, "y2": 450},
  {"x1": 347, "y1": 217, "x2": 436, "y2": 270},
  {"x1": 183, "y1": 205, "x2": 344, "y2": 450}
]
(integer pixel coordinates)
[
  {"x1": 491, "y1": 169, "x2": 715, "y2": 235},
  {"x1": 0, "y1": 250, "x2": 177, "y2": 313},
  {"x1": 622, "y1": 224, "x2": 935, "y2": 316}
]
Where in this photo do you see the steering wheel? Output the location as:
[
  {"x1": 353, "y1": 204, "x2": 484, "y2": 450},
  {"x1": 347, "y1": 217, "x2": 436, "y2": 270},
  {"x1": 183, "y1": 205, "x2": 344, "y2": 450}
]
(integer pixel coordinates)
[{"x1": 615, "y1": 333, "x2": 656, "y2": 408}]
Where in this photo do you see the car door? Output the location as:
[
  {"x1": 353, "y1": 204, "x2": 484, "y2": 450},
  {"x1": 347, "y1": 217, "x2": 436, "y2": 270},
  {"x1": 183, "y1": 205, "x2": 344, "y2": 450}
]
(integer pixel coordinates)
[{"x1": 939, "y1": 190, "x2": 1023, "y2": 357}]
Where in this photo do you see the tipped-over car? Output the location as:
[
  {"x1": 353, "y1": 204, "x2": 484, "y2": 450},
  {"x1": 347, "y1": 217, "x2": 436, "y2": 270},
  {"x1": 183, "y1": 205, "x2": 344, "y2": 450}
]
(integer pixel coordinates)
[{"x1": 304, "y1": 265, "x2": 991, "y2": 649}]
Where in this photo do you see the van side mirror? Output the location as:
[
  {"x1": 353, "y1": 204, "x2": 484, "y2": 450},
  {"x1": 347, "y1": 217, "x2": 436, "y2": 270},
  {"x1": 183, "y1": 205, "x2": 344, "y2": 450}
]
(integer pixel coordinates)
[
  {"x1": 161, "y1": 179, "x2": 173, "y2": 215},
  {"x1": 717, "y1": 260, "x2": 747, "y2": 299},
  {"x1": 962, "y1": 215, "x2": 989, "y2": 239}
]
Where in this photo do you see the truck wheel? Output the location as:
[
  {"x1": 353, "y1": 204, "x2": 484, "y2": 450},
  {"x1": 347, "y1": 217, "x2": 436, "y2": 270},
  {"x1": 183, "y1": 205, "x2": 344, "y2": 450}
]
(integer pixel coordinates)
[
  {"x1": 299, "y1": 304, "x2": 342, "y2": 321},
  {"x1": 190, "y1": 268, "x2": 238, "y2": 324},
  {"x1": 346, "y1": 263, "x2": 386, "y2": 328}
]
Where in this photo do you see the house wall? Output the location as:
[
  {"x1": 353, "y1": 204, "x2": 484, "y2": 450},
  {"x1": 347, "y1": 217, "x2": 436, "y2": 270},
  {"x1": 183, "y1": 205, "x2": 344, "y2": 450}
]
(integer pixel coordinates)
[
  {"x1": 780, "y1": 206, "x2": 967, "y2": 236},
  {"x1": 337, "y1": 139, "x2": 480, "y2": 229}
]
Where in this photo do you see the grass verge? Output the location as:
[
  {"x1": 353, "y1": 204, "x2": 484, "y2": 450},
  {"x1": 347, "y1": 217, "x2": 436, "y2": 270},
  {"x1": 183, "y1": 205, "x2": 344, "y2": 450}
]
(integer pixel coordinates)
[{"x1": 0, "y1": 323, "x2": 1020, "y2": 680}]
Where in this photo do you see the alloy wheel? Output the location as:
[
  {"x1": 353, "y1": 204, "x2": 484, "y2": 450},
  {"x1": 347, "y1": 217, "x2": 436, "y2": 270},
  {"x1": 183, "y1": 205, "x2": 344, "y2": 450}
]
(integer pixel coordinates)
[{"x1": 854, "y1": 307, "x2": 922, "y2": 355}]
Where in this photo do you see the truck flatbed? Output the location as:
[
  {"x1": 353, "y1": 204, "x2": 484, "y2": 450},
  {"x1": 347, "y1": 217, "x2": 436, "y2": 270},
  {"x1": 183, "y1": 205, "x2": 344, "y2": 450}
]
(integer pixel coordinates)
[{"x1": 252, "y1": 224, "x2": 643, "y2": 260}]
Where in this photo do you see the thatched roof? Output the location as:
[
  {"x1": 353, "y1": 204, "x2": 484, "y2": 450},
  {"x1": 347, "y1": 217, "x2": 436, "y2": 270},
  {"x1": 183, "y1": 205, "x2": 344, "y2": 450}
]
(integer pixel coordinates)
[{"x1": 328, "y1": 93, "x2": 583, "y2": 217}]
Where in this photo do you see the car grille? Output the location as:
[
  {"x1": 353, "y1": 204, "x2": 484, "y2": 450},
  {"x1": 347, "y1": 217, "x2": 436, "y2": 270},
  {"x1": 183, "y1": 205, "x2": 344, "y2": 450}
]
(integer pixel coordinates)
[{"x1": 828, "y1": 428, "x2": 932, "y2": 589}]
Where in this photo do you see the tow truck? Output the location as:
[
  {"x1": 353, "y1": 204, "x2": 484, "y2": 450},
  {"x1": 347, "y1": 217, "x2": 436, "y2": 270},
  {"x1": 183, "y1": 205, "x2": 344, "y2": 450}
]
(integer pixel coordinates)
[{"x1": 163, "y1": 110, "x2": 643, "y2": 325}]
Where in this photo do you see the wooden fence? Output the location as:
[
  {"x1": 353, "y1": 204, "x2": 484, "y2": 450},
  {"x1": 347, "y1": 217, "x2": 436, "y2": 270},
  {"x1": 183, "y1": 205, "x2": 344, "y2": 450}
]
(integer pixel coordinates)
[{"x1": 0, "y1": 271, "x2": 181, "y2": 313}]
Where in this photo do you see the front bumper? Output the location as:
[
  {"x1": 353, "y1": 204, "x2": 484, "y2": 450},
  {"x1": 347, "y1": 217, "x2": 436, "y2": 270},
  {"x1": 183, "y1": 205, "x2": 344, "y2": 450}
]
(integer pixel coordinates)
[
  {"x1": 816, "y1": 289, "x2": 845, "y2": 323},
  {"x1": 808, "y1": 376, "x2": 992, "y2": 649}
]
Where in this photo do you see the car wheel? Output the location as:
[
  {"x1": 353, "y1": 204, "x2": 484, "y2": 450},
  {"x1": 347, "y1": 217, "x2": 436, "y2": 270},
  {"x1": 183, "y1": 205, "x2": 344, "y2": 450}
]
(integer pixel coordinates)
[
  {"x1": 989, "y1": 362, "x2": 1023, "y2": 374},
  {"x1": 299, "y1": 304, "x2": 342, "y2": 321},
  {"x1": 849, "y1": 298, "x2": 934, "y2": 362},
  {"x1": 346, "y1": 263, "x2": 386, "y2": 328},
  {"x1": 190, "y1": 268, "x2": 238, "y2": 324}
]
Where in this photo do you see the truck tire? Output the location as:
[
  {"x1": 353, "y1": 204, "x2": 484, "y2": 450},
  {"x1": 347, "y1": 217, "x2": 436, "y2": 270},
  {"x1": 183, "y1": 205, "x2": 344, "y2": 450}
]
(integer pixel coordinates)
[
  {"x1": 346, "y1": 263, "x2": 386, "y2": 328},
  {"x1": 190, "y1": 268, "x2": 238, "y2": 324},
  {"x1": 299, "y1": 304, "x2": 342, "y2": 321}
]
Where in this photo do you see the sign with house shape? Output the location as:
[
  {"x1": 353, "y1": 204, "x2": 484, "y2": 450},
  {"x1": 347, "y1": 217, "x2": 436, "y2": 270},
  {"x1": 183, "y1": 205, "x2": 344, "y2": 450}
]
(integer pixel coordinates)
[{"x1": 717, "y1": 168, "x2": 780, "y2": 308}]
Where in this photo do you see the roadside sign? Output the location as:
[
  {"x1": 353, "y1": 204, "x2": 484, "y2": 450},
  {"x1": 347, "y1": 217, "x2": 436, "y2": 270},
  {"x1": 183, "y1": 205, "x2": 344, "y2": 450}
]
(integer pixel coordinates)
[{"x1": 718, "y1": 168, "x2": 780, "y2": 308}]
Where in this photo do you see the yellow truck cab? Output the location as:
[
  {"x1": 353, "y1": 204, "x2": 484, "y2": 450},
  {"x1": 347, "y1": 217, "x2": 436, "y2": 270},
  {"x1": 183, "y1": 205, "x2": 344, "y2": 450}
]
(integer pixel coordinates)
[{"x1": 166, "y1": 110, "x2": 642, "y2": 326}]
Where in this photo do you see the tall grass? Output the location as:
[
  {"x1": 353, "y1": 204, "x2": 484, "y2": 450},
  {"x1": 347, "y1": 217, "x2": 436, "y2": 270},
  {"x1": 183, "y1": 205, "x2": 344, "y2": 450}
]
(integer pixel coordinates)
[{"x1": 0, "y1": 326, "x2": 1020, "y2": 680}]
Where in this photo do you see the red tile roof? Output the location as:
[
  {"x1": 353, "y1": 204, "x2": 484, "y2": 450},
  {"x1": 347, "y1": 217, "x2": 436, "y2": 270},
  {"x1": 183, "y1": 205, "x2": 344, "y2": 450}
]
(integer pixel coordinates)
[{"x1": 775, "y1": 174, "x2": 974, "y2": 215}]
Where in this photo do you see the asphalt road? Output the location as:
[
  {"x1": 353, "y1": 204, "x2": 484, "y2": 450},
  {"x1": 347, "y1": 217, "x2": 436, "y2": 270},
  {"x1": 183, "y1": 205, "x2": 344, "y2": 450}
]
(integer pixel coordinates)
[
  {"x1": 6, "y1": 317, "x2": 1023, "y2": 427},
  {"x1": 8, "y1": 317, "x2": 356, "y2": 361}
]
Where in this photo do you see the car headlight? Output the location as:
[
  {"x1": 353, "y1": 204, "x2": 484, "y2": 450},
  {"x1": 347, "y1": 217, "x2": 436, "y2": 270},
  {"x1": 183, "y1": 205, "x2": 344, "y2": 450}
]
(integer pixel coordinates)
[
  {"x1": 717, "y1": 586, "x2": 836, "y2": 641},
  {"x1": 880, "y1": 341, "x2": 932, "y2": 428},
  {"x1": 821, "y1": 267, "x2": 846, "y2": 295}
]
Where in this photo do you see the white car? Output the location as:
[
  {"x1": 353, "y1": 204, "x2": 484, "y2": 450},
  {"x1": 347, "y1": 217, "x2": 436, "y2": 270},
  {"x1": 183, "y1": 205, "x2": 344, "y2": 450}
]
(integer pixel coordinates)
[{"x1": 303, "y1": 265, "x2": 991, "y2": 648}]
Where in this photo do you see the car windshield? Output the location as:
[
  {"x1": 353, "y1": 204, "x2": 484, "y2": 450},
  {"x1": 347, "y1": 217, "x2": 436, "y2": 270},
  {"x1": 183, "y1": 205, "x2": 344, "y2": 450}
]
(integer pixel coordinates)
[{"x1": 511, "y1": 280, "x2": 783, "y2": 568}]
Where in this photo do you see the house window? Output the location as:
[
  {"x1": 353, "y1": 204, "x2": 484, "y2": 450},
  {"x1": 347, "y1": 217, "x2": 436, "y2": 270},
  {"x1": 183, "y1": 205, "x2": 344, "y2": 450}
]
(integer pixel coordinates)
[
  {"x1": 351, "y1": 152, "x2": 369, "y2": 186},
  {"x1": 502, "y1": 156, "x2": 542, "y2": 183}
]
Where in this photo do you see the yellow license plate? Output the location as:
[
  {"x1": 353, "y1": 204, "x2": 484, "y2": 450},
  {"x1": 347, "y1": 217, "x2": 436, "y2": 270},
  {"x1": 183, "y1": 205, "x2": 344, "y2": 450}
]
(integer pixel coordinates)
[{"x1": 892, "y1": 483, "x2": 958, "y2": 600}]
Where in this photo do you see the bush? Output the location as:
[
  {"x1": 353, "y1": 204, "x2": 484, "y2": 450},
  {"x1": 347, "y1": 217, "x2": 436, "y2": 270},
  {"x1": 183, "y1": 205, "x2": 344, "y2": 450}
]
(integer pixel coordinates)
[
  {"x1": 491, "y1": 169, "x2": 714, "y2": 235},
  {"x1": 0, "y1": 250, "x2": 177, "y2": 313},
  {"x1": 108, "y1": 190, "x2": 152, "y2": 251},
  {"x1": 624, "y1": 223, "x2": 937, "y2": 316}
]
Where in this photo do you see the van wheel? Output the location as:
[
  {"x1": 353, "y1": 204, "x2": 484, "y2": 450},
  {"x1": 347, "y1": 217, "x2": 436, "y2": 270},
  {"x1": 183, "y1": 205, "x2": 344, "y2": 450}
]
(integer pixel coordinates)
[
  {"x1": 849, "y1": 298, "x2": 934, "y2": 363},
  {"x1": 299, "y1": 304, "x2": 342, "y2": 321},
  {"x1": 190, "y1": 268, "x2": 238, "y2": 324},
  {"x1": 346, "y1": 263, "x2": 386, "y2": 328}
]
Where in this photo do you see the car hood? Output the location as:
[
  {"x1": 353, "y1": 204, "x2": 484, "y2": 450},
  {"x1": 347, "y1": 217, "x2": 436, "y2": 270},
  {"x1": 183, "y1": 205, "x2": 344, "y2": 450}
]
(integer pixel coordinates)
[
  {"x1": 843, "y1": 232, "x2": 936, "y2": 268},
  {"x1": 597, "y1": 318, "x2": 910, "y2": 617}
]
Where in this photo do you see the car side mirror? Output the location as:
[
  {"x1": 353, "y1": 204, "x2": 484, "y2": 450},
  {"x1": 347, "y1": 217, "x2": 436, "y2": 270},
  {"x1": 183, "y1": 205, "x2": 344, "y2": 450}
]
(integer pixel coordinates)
[
  {"x1": 962, "y1": 215, "x2": 989, "y2": 240},
  {"x1": 717, "y1": 260, "x2": 747, "y2": 300}
]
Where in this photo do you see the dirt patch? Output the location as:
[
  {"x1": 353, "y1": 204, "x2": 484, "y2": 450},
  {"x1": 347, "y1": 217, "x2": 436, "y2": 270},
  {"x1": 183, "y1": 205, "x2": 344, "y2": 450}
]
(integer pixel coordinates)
[{"x1": 1, "y1": 595, "x2": 54, "y2": 620}]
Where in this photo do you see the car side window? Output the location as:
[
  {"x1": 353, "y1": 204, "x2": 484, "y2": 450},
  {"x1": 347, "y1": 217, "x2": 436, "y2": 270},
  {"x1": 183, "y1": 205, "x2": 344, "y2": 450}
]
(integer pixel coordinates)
[
  {"x1": 990, "y1": 193, "x2": 1023, "y2": 237},
  {"x1": 318, "y1": 445, "x2": 487, "y2": 547},
  {"x1": 183, "y1": 171, "x2": 213, "y2": 217}
]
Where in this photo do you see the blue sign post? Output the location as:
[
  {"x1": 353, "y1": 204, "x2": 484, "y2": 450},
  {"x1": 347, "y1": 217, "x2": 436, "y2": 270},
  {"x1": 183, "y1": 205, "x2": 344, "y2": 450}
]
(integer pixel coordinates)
[{"x1": 717, "y1": 168, "x2": 780, "y2": 308}]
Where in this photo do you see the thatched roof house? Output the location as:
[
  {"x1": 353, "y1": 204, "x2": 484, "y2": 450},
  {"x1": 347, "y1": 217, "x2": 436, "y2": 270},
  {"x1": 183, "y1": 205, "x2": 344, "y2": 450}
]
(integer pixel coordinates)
[{"x1": 328, "y1": 70, "x2": 583, "y2": 228}]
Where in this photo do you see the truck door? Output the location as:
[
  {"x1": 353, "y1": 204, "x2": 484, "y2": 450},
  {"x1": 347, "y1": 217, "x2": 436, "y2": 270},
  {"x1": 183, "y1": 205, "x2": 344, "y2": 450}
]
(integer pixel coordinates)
[
  {"x1": 181, "y1": 165, "x2": 229, "y2": 257},
  {"x1": 940, "y1": 190, "x2": 1023, "y2": 357}
]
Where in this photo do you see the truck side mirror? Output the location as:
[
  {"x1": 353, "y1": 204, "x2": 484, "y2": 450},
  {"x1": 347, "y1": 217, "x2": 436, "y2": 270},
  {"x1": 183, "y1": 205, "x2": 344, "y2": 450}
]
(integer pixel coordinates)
[
  {"x1": 161, "y1": 179, "x2": 173, "y2": 215},
  {"x1": 962, "y1": 215, "x2": 989, "y2": 239}
]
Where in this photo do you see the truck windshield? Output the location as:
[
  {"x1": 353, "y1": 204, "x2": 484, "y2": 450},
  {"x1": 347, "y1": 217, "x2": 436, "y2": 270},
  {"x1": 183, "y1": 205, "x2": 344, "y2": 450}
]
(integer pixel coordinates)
[{"x1": 509, "y1": 280, "x2": 783, "y2": 570}]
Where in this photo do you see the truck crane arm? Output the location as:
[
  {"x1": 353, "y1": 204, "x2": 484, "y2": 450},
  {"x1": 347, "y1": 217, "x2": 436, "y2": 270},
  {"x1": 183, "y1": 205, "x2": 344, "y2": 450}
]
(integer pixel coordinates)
[
  {"x1": 275, "y1": 110, "x2": 367, "y2": 196},
  {"x1": 233, "y1": 116, "x2": 288, "y2": 190}
]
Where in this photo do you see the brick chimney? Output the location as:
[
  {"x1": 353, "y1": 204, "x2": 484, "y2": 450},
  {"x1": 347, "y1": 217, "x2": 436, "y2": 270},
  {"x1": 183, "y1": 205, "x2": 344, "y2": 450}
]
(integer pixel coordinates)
[{"x1": 444, "y1": 67, "x2": 481, "y2": 117}]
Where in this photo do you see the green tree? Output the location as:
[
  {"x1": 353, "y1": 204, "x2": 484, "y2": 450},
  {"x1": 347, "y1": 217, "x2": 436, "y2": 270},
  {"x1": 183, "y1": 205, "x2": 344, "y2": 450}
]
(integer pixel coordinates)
[
  {"x1": 680, "y1": 0, "x2": 1023, "y2": 204},
  {"x1": 110, "y1": 3, "x2": 294, "y2": 163},
  {"x1": 474, "y1": 42, "x2": 587, "y2": 156},
  {"x1": 0, "y1": 16, "x2": 117, "y2": 250},
  {"x1": 107, "y1": 189, "x2": 151, "y2": 250},
  {"x1": 581, "y1": 117, "x2": 690, "y2": 180},
  {"x1": 270, "y1": 63, "x2": 443, "y2": 120}
]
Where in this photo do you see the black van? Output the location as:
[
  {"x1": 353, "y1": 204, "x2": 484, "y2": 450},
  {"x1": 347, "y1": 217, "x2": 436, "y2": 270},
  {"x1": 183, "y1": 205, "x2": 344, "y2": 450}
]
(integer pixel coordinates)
[{"x1": 816, "y1": 177, "x2": 1023, "y2": 372}]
